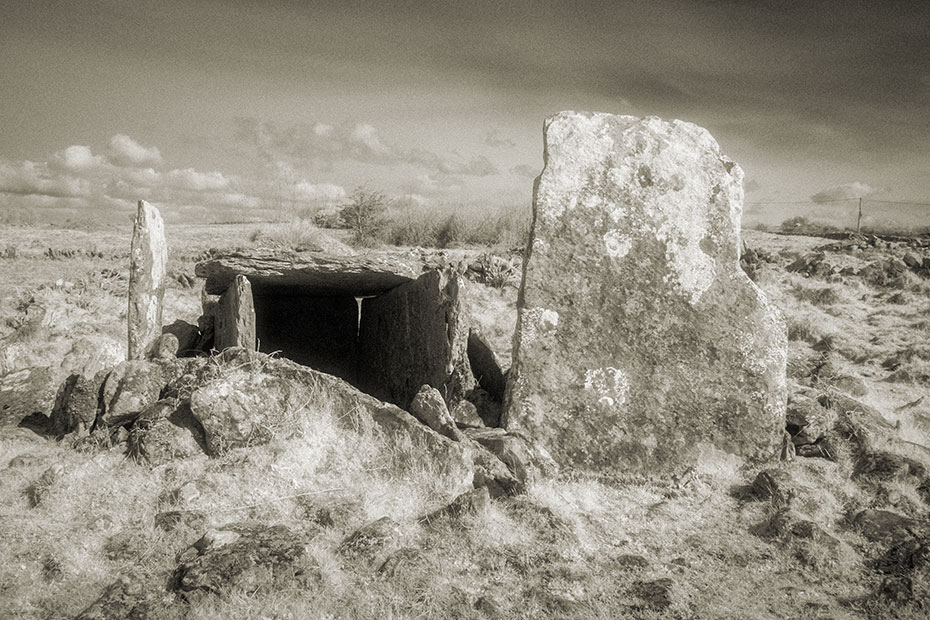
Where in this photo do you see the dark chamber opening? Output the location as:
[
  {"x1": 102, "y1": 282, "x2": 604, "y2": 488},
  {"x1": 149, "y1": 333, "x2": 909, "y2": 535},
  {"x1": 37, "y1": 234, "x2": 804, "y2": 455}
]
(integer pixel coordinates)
[{"x1": 253, "y1": 291, "x2": 361, "y2": 386}]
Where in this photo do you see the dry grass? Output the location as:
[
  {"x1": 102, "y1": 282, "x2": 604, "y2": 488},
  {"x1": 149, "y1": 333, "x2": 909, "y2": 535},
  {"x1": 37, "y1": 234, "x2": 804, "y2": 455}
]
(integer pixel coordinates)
[{"x1": 1, "y1": 224, "x2": 930, "y2": 618}]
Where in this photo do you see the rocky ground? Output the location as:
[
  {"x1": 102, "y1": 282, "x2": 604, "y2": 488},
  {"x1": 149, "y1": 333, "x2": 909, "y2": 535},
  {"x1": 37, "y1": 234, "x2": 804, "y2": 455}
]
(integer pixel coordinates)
[{"x1": 1, "y1": 221, "x2": 929, "y2": 619}]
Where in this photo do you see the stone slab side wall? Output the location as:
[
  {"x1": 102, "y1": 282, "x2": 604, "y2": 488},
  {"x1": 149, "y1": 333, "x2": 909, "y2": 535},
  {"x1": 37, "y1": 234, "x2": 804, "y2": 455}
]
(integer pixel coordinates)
[
  {"x1": 504, "y1": 112, "x2": 787, "y2": 472},
  {"x1": 358, "y1": 270, "x2": 473, "y2": 409},
  {"x1": 214, "y1": 275, "x2": 256, "y2": 352}
]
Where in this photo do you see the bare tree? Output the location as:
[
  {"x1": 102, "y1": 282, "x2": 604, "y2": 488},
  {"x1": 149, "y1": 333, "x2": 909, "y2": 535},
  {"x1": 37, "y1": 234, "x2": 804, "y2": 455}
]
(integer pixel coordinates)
[{"x1": 342, "y1": 187, "x2": 387, "y2": 245}]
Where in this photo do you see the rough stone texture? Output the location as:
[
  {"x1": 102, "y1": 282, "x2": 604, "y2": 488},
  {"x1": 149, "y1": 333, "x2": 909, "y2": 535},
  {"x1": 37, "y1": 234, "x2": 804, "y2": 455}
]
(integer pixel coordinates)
[
  {"x1": 163, "y1": 319, "x2": 201, "y2": 357},
  {"x1": 505, "y1": 112, "x2": 787, "y2": 471},
  {"x1": 409, "y1": 384, "x2": 461, "y2": 440},
  {"x1": 99, "y1": 360, "x2": 166, "y2": 427},
  {"x1": 49, "y1": 372, "x2": 105, "y2": 436},
  {"x1": 128, "y1": 200, "x2": 167, "y2": 360},
  {"x1": 358, "y1": 269, "x2": 473, "y2": 409},
  {"x1": 451, "y1": 399, "x2": 484, "y2": 427},
  {"x1": 129, "y1": 399, "x2": 207, "y2": 465},
  {"x1": 147, "y1": 333, "x2": 179, "y2": 360},
  {"x1": 214, "y1": 275, "x2": 256, "y2": 351},
  {"x1": 173, "y1": 523, "x2": 320, "y2": 601},
  {"x1": 196, "y1": 249, "x2": 421, "y2": 296},
  {"x1": 467, "y1": 328, "x2": 507, "y2": 402},
  {"x1": 0, "y1": 367, "x2": 57, "y2": 429}
]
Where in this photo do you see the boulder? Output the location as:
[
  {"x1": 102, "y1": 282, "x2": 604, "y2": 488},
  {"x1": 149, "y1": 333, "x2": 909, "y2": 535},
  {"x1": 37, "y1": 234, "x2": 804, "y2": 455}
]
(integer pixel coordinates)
[
  {"x1": 0, "y1": 367, "x2": 57, "y2": 429},
  {"x1": 786, "y1": 393, "x2": 834, "y2": 446},
  {"x1": 505, "y1": 112, "x2": 787, "y2": 471},
  {"x1": 49, "y1": 371, "x2": 105, "y2": 436},
  {"x1": 128, "y1": 399, "x2": 206, "y2": 464},
  {"x1": 173, "y1": 523, "x2": 320, "y2": 601},
  {"x1": 128, "y1": 200, "x2": 167, "y2": 360},
  {"x1": 147, "y1": 333, "x2": 179, "y2": 360},
  {"x1": 98, "y1": 360, "x2": 166, "y2": 427},
  {"x1": 162, "y1": 319, "x2": 201, "y2": 356},
  {"x1": 214, "y1": 274, "x2": 256, "y2": 351},
  {"x1": 451, "y1": 399, "x2": 484, "y2": 428},
  {"x1": 409, "y1": 384, "x2": 461, "y2": 440}
]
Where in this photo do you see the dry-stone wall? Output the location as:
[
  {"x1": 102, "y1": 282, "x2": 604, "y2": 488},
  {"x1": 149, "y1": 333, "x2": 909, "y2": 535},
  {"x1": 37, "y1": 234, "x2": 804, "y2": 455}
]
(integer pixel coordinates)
[{"x1": 504, "y1": 112, "x2": 787, "y2": 472}]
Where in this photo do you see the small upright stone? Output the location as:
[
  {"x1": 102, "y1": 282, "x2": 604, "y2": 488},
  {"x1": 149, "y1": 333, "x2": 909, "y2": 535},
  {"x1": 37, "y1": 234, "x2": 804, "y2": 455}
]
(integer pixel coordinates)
[
  {"x1": 214, "y1": 275, "x2": 256, "y2": 351},
  {"x1": 128, "y1": 200, "x2": 167, "y2": 360},
  {"x1": 504, "y1": 112, "x2": 787, "y2": 472}
]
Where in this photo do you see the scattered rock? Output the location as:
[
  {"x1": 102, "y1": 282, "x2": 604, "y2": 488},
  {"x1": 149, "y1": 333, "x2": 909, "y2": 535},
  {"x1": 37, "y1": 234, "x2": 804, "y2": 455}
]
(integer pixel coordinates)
[
  {"x1": 99, "y1": 360, "x2": 166, "y2": 427},
  {"x1": 128, "y1": 200, "x2": 168, "y2": 360},
  {"x1": 49, "y1": 372, "x2": 104, "y2": 436},
  {"x1": 631, "y1": 577, "x2": 674, "y2": 611},
  {"x1": 451, "y1": 399, "x2": 484, "y2": 428},
  {"x1": 162, "y1": 319, "x2": 202, "y2": 357},
  {"x1": 831, "y1": 374, "x2": 869, "y2": 397},
  {"x1": 173, "y1": 523, "x2": 320, "y2": 601},
  {"x1": 339, "y1": 516, "x2": 398, "y2": 562},
  {"x1": 852, "y1": 509, "x2": 919, "y2": 543},
  {"x1": 28, "y1": 464, "x2": 63, "y2": 507},
  {"x1": 154, "y1": 510, "x2": 207, "y2": 532},
  {"x1": 419, "y1": 487, "x2": 490, "y2": 525},
  {"x1": 0, "y1": 366, "x2": 58, "y2": 430},
  {"x1": 469, "y1": 444, "x2": 525, "y2": 498},
  {"x1": 128, "y1": 400, "x2": 206, "y2": 465},
  {"x1": 613, "y1": 554, "x2": 650, "y2": 570},
  {"x1": 749, "y1": 468, "x2": 797, "y2": 508},
  {"x1": 408, "y1": 384, "x2": 461, "y2": 441},
  {"x1": 795, "y1": 438, "x2": 837, "y2": 461},
  {"x1": 74, "y1": 574, "x2": 161, "y2": 620},
  {"x1": 786, "y1": 393, "x2": 834, "y2": 446},
  {"x1": 505, "y1": 111, "x2": 787, "y2": 471},
  {"x1": 7, "y1": 453, "x2": 43, "y2": 468},
  {"x1": 378, "y1": 547, "x2": 424, "y2": 578},
  {"x1": 146, "y1": 333, "x2": 179, "y2": 360}
]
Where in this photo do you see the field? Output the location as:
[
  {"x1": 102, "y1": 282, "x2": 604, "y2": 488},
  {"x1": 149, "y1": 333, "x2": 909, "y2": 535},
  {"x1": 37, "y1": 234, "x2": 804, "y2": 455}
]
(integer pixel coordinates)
[{"x1": 1, "y1": 219, "x2": 929, "y2": 619}]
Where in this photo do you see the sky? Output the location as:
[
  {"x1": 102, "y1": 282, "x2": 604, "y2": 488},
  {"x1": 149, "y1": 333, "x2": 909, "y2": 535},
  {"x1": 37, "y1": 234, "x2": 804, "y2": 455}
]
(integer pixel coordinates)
[{"x1": 1, "y1": 0, "x2": 929, "y2": 226}]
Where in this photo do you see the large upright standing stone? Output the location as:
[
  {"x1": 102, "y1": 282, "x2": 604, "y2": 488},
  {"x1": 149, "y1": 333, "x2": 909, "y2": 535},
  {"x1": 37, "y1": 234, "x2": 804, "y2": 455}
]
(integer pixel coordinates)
[
  {"x1": 214, "y1": 275, "x2": 256, "y2": 351},
  {"x1": 128, "y1": 200, "x2": 167, "y2": 360},
  {"x1": 504, "y1": 112, "x2": 786, "y2": 472}
]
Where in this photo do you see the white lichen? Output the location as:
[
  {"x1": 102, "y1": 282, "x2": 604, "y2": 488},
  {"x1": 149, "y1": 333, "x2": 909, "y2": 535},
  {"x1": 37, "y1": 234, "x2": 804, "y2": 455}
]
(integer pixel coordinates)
[{"x1": 583, "y1": 367, "x2": 630, "y2": 409}]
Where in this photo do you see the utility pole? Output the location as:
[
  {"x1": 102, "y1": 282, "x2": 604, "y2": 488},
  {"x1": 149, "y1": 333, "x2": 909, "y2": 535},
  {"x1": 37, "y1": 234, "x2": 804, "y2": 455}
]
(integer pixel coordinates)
[{"x1": 856, "y1": 197, "x2": 863, "y2": 234}]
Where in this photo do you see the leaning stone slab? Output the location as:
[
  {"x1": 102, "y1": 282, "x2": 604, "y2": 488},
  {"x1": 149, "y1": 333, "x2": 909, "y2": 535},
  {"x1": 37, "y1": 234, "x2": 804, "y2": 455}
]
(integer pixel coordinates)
[
  {"x1": 214, "y1": 275, "x2": 256, "y2": 351},
  {"x1": 504, "y1": 112, "x2": 787, "y2": 472},
  {"x1": 128, "y1": 200, "x2": 167, "y2": 360}
]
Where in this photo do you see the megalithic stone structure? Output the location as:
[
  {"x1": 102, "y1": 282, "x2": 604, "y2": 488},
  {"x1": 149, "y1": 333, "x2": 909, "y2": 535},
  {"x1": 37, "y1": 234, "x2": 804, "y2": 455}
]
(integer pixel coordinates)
[
  {"x1": 504, "y1": 112, "x2": 787, "y2": 473},
  {"x1": 128, "y1": 200, "x2": 167, "y2": 360},
  {"x1": 214, "y1": 275, "x2": 256, "y2": 351}
]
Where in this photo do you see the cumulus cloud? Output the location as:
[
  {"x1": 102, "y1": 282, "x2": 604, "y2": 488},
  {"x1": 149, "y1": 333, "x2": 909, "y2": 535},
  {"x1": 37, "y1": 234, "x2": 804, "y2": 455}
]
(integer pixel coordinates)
[
  {"x1": 234, "y1": 117, "x2": 500, "y2": 180},
  {"x1": 0, "y1": 134, "x2": 349, "y2": 221},
  {"x1": 810, "y1": 182, "x2": 877, "y2": 203},
  {"x1": 166, "y1": 168, "x2": 230, "y2": 192},
  {"x1": 483, "y1": 129, "x2": 516, "y2": 148},
  {"x1": 107, "y1": 134, "x2": 162, "y2": 167},
  {"x1": 510, "y1": 164, "x2": 539, "y2": 178}
]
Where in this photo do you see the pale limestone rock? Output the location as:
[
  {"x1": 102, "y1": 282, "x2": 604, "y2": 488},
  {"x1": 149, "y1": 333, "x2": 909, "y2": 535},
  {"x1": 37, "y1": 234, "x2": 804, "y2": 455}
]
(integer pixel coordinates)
[
  {"x1": 128, "y1": 200, "x2": 167, "y2": 360},
  {"x1": 214, "y1": 275, "x2": 256, "y2": 351},
  {"x1": 504, "y1": 112, "x2": 787, "y2": 472}
]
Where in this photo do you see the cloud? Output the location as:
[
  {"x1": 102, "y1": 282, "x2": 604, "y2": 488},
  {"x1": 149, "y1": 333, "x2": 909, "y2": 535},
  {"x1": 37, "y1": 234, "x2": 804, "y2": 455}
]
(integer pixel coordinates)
[
  {"x1": 810, "y1": 182, "x2": 877, "y2": 204},
  {"x1": 166, "y1": 168, "x2": 230, "y2": 191},
  {"x1": 107, "y1": 134, "x2": 162, "y2": 167},
  {"x1": 234, "y1": 117, "x2": 500, "y2": 180},
  {"x1": 0, "y1": 134, "x2": 349, "y2": 221},
  {"x1": 483, "y1": 129, "x2": 516, "y2": 148},
  {"x1": 510, "y1": 164, "x2": 539, "y2": 178},
  {"x1": 744, "y1": 179, "x2": 761, "y2": 193}
]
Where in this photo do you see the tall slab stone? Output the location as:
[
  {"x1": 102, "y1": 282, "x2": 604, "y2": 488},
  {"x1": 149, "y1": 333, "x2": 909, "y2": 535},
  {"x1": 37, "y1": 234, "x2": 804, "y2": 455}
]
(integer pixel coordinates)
[
  {"x1": 504, "y1": 112, "x2": 787, "y2": 472},
  {"x1": 214, "y1": 275, "x2": 256, "y2": 351},
  {"x1": 358, "y1": 269, "x2": 473, "y2": 410},
  {"x1": 128, "y1": 200, "x2": 167, "y2": 360}
]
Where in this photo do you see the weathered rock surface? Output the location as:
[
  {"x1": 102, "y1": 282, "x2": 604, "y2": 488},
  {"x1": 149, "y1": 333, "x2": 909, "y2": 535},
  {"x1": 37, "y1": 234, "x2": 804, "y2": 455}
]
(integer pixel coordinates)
[
  {"x1": 419, "y1": 487, "x2": 490, "y2": 525},
  {"x1": 196, "y1": 249, "x2": 421, "y2": 296},
  {"x1": 128, "y1": 200, "x2": 167, "y2": 360},
  {"x1": 128, "y1": 399, "x2": 206, "y2": 465},
  {"x1": 173, "y1": 523, "x2": 320, "y2": 601},
  {"x1": 99, "y1": 360, "x2": 166, "y2": 427},
  {"x1": 505, "y1": 112, "x2": 787, "y2": 471},
  {"x1": 163, "y1": 319, "x2": 201, "y2": 357},
  {"x1": 49, "y1": 372, "x2": 105, "y2": 435},
  {"x1": 0, "y1": 367, "x2": 57, "y2": 429},
  {"x1": 409, "y1": 384, "x2": 461, "y2": 440},
  {"x1": 147, "y1": 333, "x2": 179, "y2": 360},
  {"x1": 358, "y1": 269, "x2": 474, "y2": 409},
  {"x1": 214, "y1": 274, "x2": 256, "y2": 351}
]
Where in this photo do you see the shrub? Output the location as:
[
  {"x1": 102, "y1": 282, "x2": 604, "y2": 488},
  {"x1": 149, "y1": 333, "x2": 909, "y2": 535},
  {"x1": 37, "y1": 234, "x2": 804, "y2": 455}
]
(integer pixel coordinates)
[{"x1": 343, "y1": 187, "x2": 387, "y2": 247}]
